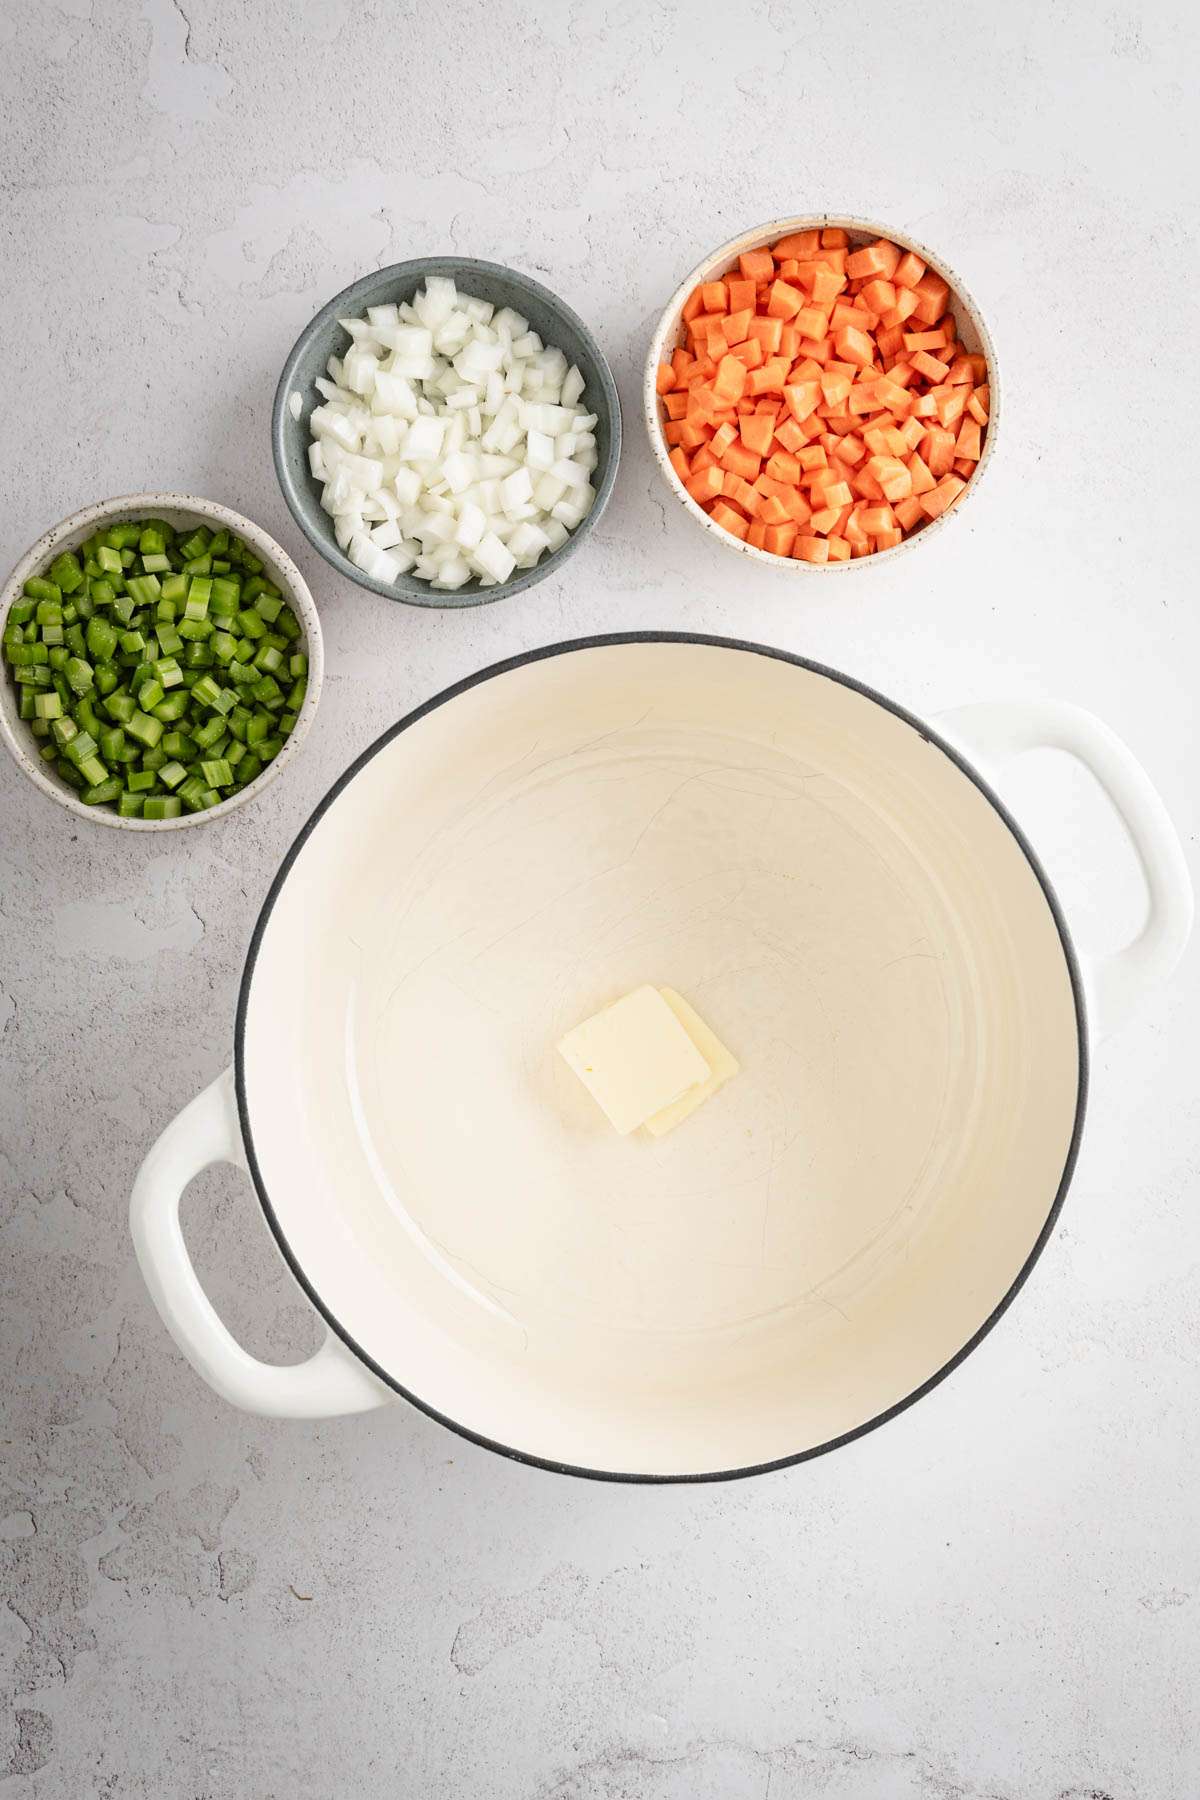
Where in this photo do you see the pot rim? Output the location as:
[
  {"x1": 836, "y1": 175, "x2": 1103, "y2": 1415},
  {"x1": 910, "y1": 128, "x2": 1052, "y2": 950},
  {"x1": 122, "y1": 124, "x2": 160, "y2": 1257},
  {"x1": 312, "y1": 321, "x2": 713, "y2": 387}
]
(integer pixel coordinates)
[{"x1": 234, "y1": 632, "x2": 1089, "y2": 1483}]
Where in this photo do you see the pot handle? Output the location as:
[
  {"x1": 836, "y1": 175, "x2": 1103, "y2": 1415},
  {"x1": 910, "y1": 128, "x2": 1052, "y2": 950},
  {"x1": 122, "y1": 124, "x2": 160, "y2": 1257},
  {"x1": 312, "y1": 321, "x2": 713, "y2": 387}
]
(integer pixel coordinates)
[
  {"x1": 129, "y1": 1067, "x2": 393, "y2": 1417},
  {"x1": 935, "y1": 699, "x2": 1193, "y2": 1040}
]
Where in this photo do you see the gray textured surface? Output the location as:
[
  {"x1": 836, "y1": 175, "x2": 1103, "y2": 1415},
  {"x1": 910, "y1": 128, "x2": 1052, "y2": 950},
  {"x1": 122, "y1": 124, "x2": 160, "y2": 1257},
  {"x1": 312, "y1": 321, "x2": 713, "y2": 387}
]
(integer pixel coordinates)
[{"x1": 1, "y1": 2, "x2": 1198, "y2": 1796}]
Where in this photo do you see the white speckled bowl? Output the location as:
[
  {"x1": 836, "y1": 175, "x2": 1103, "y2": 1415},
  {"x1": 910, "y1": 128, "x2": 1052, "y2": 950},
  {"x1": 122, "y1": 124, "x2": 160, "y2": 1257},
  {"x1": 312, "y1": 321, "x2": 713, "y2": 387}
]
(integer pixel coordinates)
[
  {"x1": 644, "y1": 214, "x2": 1000, "y2": 572},
  {"x1": 0, "y1": 494, "x2": 322, "y2": 830}
]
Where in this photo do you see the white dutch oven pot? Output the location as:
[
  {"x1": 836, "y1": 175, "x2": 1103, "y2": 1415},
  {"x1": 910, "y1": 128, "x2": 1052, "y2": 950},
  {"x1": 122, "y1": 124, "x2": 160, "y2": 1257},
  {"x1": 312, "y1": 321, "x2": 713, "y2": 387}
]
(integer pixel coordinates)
[{"x1": 130, "y1": 637, "x2": 1192, "y2": 1481}]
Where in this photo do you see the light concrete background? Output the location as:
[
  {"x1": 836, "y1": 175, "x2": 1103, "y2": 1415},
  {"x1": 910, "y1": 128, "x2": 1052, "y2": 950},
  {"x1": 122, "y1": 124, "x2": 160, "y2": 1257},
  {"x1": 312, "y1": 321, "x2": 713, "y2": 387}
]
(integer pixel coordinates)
[{"x1": 2, "y1": 1, "x2": 1198, "y2": 1795}]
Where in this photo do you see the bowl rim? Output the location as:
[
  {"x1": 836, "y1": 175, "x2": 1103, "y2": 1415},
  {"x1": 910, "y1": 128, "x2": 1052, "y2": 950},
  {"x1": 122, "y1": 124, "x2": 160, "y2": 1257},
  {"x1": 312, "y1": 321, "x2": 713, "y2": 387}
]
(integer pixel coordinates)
[
  {"x1": 272, "y1": 256, "x2": 623, "y2": 610},
  {"x1": 0, "y1": 492, "x2": 323, "y2": 831},
  {"x1": 234, "y1": 630, "x2": 1087, "y2": 1485},
  {"x1": 643, "y1": 213, "x2": 1001, "y2": 573}
]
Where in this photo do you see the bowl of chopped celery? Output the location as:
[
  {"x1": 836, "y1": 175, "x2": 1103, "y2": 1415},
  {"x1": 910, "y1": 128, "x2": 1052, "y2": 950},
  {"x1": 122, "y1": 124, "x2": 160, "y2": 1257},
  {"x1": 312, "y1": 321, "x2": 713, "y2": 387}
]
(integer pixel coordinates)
[{"x1": 0, "y1": 494, "x2": 322, "y2": 828}]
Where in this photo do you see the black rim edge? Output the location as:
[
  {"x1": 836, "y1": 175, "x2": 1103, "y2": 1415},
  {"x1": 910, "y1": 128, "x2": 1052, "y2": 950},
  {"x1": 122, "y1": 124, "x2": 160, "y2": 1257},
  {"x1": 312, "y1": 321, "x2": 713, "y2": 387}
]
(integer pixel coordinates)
[
  {"x1": 233, "y1": 632, "x2": 1090, "y2": 1484},
  {"x1": 269, "y1": 257, "x2": 624, "y2": 609}
]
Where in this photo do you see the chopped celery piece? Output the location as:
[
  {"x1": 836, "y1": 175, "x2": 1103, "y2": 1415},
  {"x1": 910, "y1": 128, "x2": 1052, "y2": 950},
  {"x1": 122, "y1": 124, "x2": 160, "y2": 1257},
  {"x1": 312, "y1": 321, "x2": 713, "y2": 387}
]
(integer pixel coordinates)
[
  {"x1": 83, "y1": 776, "x2": 123, "y2": 806},
  {"x1": 143, "y1": 795, "x2": 182, "y2": 820},
  {"x1": 126, "y1": 710, "x2": 164, "y2": 749},
  {"x1": 49, "y1": 552, "x2": 84, "y2": 593}
]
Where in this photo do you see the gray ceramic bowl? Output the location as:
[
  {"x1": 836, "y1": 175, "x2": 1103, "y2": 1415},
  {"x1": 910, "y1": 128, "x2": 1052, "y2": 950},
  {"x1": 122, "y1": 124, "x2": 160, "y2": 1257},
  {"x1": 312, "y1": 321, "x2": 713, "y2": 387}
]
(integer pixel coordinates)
[{"x1": 272, "y1": 258, "x2": 622, "y2": 609}]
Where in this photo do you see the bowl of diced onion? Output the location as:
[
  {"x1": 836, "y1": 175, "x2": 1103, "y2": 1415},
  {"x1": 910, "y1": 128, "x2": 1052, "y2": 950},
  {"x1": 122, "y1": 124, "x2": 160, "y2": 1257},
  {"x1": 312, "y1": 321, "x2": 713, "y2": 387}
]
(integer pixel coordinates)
[{"x1": 272, "y1": 258, "x2": 622, "y2": 607}]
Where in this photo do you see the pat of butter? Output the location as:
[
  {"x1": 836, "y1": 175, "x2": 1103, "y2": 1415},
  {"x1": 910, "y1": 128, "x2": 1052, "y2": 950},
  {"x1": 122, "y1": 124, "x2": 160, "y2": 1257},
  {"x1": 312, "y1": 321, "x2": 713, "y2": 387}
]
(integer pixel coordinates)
[
  {"x1": 644, "y1": 988, "x2": 739, "y2": 1138},
  {"x1": 557, "y1": 984, "x2": 712, "y2": 1135}
]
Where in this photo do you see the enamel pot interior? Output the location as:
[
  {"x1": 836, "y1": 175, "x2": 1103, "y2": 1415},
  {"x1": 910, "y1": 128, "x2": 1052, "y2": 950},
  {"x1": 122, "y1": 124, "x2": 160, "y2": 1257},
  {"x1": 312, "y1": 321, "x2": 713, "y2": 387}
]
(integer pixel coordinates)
[{"x1": 237, "y1": 636, "x2": 1084, "y2": 1480}]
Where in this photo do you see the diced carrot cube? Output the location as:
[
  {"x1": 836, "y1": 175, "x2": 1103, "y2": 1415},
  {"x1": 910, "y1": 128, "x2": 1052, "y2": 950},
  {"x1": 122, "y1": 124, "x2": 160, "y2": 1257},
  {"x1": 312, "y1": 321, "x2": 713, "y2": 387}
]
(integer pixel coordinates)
[
  {"x1": 725, "y1": 473, "x2": 762, "y2": 516},
  {"x1": 817, "y1": 479, "x2": 852, "y2": 510},
  {"x1": 747, "y1": 316, "x2": 783, "y2": 356},
  {"x1": 773, "y1": 416, "x2": 806, "y2": 453},
  {"x1": 721, "y1": 308, "x2": 753, "y2": 347},
  {"x1": 920, "y1": 427, "x2": 955, "y2": 477},
  {"x1": 796, "y1": 446, "x2": 827, "y2": 473},
  {"x1": 955, "y1": 418, "x2": 982, "y2": 461},
  {"x1": 700, "y1": 281, "x2": 728, "y2": 314},
  {"x1": 808, "y1": 505, "x2": 841, "y2": 535},
  {"x1": 896, "y1": 417, "x2": 924, "y2": 453},
  {"x1": 919, "y1": 475, "x2": 967, "y2": 519},
  {"x1": 686, "y1": 466, "x2": 724, "y2": 505},
  {"x1": 710, "y1": 501, "x2": 749, "y2": 540},
  {"x1": 681, "y1": 286, "x2": 706, "y2": 323},
  {"x1": 867, "y1": 455, "x2": 913, "y2": 502},
  {"x1": 690, "y1": 445, "x2": 717, "y2": 473},
  {"x1": 934, "y1": 388, "x2": 966, "y2": 428},
  {"x1": 662, "y1": 422, "x2": 685, "y2": 447},
  {"x1": 725, "y1": 278, "x2": 755, "y2": 313},
  {"x1": 662, "y1": 391, "x2": 688, "y2": 420},
  {"x1": 903, "y1": 329, "x2": 948, "y2": 353},
  {"x1": 872, "y1": 526, "x2": 901, "y2": 548},
  {"x1": 946, "y1": 356, "x2": 975, "y2": 386},
  {"x1": 893, "y1": 251, "x2": 926, "y2": 291},
  {"x1": 746, "y1": 519, "x2": 768, "y2": 550},
  {"x1": 772, "y1": 230, "x2": 821, "y2": 259},
  {"x1": 766, "y1": 280, "x2": 805, "y2": 320},
  {"x1": 796, "y1": 334, "x2": 832, "y2": 364},
  {"x1": 846, "y1": 239, "x2": 901, "y2": 281},
  {"x1": 747, "y1": 359, "x2": 790, "y2": 396},
  {"x1": 826, "y1": 534, "x2": 851, "y2": 561},
  {"x1": 790, "y1": 304, "x2": 826, "y2": 340},
  {"x1": 784, "y1": 380, "x2": 822, "y2": 424},
  {"x1": 835, "y1": 326, "x2": 874, "y2": 368},
  {"x1": 765, "y1": 450, "x2": 801, "y2": 485},
  {"x1": 858, "y1": 504, "x2": 897, "y2": 536},
  {"x1": 874, "y1": 377, "x2": 912, "y2": 414},
  {"x1": 763, "y1": 522, "x2": 798, "y2": 557},
  {"x1": 738, "y1": 248, "x2": 775, "y2": 282},
  {"x1": 951, "y1": 457, "x2": 974, "y2": 477},
  {"x1": 739, "y1": 412, "x2": 776, "y2": 457},
  {"x1": 860, "y1": 279, "x2": 897, "y2": 317},
  {"x1": 655, "y1": 363, "x2": 676, "y2": 395},
  {"x1": 820, "y1": 227, "x2": 847, "y2": 248},
  {"x1": 719, "y1": 442, "x2": 762, "y2": 481},
  {"x1": 668, "y1": 447, "x2": 691, "y2": 482},
  {"x1": 911, "y1": 270, "x2": 951, "y2": 325},
  {"x1": 820, "y1": 370, "x2": 853, "y2": 408},
  {"x1": 911, "y1": 350, "x2": 950, "y2": 383},
  {"x1": 905, "y1": 452, "x2": 936, "y2": 495},
  {"x1": 727, "y1": 338, "x2": 763, "y2": 371},
  {"x1": 712, "y1": 355, "x2": 747, "y2": 404},
  {"x1": 709, "y1": 421, "x2": 738, "y2": 457},
  {"x1": 758, "y1": 494, "x2": 790, "y2": 526},
  {"x1": 879, "y1": 289, "x2": 920, "y2": 328},
  {"x1": 807, "y1": 266, "x2": 843, "y2": 306},
  {"x1": 893, "y1": 495, "x2": 924, "y2": 531},
  {"x1": 794, "y1": 535, "x2": 830, "y2": 563},
  {"x1": 967, "y1": 385, "x2": 990, "y2": 425}
]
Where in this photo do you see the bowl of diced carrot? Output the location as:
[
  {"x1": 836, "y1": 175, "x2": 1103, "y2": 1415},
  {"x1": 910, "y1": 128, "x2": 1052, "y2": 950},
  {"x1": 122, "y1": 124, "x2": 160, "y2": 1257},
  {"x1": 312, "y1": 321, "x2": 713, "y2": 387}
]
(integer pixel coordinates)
[{"x1": 645, "y1": 216, "x2": 997, "y2": 567}]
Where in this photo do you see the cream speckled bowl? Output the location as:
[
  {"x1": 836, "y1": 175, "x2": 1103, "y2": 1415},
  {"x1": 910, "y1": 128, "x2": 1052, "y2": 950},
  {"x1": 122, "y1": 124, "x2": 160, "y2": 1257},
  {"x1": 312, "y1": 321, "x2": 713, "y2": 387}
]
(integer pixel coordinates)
[
  {"x1": 644, "y1": 214, "x2": 1000, "y2": 572},
  {"x1": 0, "y1": 493, "x2": 322, "y2": 830}
]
